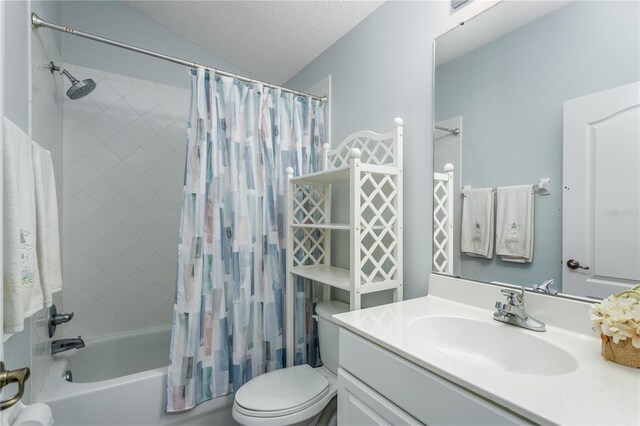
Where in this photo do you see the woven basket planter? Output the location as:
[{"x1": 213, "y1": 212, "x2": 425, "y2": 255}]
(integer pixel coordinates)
[
  {"x1": 601, "y1": 335, "x2": 640, "y2": 368},
  {"x1": 593, "y1": 284, "x2": 640, "y2": 369}
]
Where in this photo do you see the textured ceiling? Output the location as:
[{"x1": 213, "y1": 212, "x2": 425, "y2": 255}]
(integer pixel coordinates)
[{"x1": 121, "y1": 1, "x2": 383, "y2": 84}]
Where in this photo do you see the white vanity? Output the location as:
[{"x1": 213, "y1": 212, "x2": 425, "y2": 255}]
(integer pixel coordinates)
[{"x1": 333, "y1": 274, "x2": 640, "y2": 425}]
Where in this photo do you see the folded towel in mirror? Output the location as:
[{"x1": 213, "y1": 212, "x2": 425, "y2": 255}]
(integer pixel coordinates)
[
  {"x1": 496, "y1": 185, "x2": 534, "y2": 263},
  {"x1": 461, "y1": 188, "x2": 495, "y2": 259}
]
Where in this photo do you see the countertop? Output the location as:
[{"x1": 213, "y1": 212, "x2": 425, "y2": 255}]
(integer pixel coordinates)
[{"x1": 333, "y1": 275, "x2": 640, "y2": 426}]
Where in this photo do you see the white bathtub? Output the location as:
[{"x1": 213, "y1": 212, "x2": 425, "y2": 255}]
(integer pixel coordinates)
[{"x1": 37, "y1": 327, "x2": 235, "y2": 426}]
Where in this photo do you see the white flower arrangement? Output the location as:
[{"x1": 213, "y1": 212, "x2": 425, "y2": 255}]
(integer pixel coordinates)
[{"x1": 590, "y1": 286, "x2": 640, "y2": 349}]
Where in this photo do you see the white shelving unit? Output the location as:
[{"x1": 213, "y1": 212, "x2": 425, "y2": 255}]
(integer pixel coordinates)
[{"x1": 285, "y1": 118, "x2": 404, "y2": 367}]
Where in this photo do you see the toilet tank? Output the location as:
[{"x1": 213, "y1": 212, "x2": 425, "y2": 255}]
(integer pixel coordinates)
[{"x1": 315, "y1": 301, "x2": 349, "y2": 375}]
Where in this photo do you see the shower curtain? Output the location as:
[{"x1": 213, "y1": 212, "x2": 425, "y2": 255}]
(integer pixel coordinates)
[{"x1": 166, "y1": 68, "x2": 325, "y2": 412}]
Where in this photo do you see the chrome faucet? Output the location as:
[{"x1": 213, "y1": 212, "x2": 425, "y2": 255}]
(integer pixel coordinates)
[
  {"x1": 493, "y1": 288, "x2": 546, "y2": 332},
  {"x1": 533, "y1": 279, "x2": 558, "y2": 295},
  {"x1": 51, "y1": 337, "x2": 85, "y2": 355}
]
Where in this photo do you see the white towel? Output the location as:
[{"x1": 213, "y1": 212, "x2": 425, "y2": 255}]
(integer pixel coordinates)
[
  {"x1": 496, "y1": 185, "x2": 534, "y2": 263},
  {"x1": 3, "y1": 117, "x2": 43, "y2": 334},
  {"x1": 33, "y1": 143, "x2": 63, "y2": 307},
  {"x1": 461, "y1": 188, "x2": 495, "y2": 259}
]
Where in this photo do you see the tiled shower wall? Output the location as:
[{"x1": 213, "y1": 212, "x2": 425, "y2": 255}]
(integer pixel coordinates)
[{"x1": 62, "y1": 65, "x2": 188, "y2": 338}]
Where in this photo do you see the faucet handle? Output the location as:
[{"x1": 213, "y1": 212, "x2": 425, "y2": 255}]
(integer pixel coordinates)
[{"x1": 500, "y1": 287, "x2": 524, "y2": 306}]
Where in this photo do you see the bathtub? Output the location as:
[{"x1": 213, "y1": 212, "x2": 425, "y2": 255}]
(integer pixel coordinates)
[{"x1": 37, "y1": 327, "x2": 234, "y2": 426}]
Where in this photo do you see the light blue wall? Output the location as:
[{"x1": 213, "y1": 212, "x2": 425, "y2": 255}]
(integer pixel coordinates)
[
  {"x1": 61, "y1": 1, "x2": 256, "y2": 88},
  {"x1": 286, "y1": 1, "x2": 497, "y2": 300},
  {"x1": 435, "y1": 1, "x2": 640, "y2": 289}
]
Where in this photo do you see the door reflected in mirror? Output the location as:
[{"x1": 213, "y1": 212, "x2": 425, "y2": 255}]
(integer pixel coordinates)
[{"x1": 432, "y1": 1, "x2": 640, "y2": 299}]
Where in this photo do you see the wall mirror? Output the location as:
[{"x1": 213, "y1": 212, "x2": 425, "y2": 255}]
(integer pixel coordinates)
[{"x1": 432, "y1": 1, "x2": 639, "y2": 299}]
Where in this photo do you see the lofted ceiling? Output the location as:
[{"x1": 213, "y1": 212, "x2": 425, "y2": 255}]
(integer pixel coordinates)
[{"x1": 121, "y1": 1, "x2": 384, "y2": 84}]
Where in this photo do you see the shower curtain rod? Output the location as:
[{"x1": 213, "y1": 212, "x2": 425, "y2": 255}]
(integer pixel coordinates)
[{"x1": 31, "y1": 13, "x2": 327, "y2": 102}]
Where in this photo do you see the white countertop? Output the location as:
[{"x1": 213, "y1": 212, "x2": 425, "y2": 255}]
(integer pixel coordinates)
[{"x1": 333, "y1": 275, "x2": 640, "y2": 426}]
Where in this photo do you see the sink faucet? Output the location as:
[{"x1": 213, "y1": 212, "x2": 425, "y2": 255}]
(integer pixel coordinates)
[
  {"x1": 533, "y1": 279, "x2": 557, "y2": 295},
  {"x1": 493, "y1": 288, "x2": 546, "y2": 332},
  {"x1": 51, "y1": 336, "x2": 85, "y2": 355}
]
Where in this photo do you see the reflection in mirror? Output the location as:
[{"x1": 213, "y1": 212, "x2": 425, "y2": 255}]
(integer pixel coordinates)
[{"x1": 433, "y1": 1, "x2": 640, "y2": 299}]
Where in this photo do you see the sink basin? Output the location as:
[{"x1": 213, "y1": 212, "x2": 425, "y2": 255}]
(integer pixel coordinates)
[{"x1": 408, "y1": 316, "x2": 578, "y2": 376}]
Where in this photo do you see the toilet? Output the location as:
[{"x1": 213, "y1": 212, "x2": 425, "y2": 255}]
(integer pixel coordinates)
[{"x1": 232, "y1": 301, "x2": 349, "y2": 426}]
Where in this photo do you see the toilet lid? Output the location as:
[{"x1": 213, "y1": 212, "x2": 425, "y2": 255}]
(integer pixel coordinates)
[{"x1": 235, "y1": 365, "x2": 329, "y2": 414}]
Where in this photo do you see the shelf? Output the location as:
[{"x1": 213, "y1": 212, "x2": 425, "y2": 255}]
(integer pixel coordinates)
[
  {"x1": 290, "y1": 167, "x2": 350, "y2": 184},
  {"x1": 290, "y1": 265, "x2": 352, "y2": 291},
  {"x1": 290, "y1": 265, "x2": 387, "y2": 291},
  {"x1": 290, "y1": 223, "x2": 350, "y2": 230}
]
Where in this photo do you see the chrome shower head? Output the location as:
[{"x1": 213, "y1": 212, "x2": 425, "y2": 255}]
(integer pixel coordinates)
[
  {"x1": 50, "y1": 61, "x2": 97, "y2": 100},
  {"x1": 66, "y1": 78, "x2": 97, "y2": 100}
]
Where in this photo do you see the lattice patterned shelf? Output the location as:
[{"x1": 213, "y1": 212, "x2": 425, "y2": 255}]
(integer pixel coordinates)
[{"x1": 285, "y1": 118, "x2": 404, "y2": 367}]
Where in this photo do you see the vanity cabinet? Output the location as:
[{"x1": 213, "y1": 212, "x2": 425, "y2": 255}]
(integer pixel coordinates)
[
  {"x1": 338, "y1": 329, "x2": 532, "y2": 425},
  {"x1": 338, "y1": 368, "x2": 421, "y2": 425}
]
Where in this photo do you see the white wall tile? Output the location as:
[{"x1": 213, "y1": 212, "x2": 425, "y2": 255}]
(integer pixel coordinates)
[
  {"x1": 124, "y1": 269, "x2": 155, "y2": 299},
  {"x1": 65, "y1": 257, "x2": 100, "y2": 286},
  {"x1": 122, "y1": 209, "x2": 155, "y2": 235},
  {"x1": 104, "y1": 222, "x2": 138, "y2": 252},
  {"x1": 142, "y1": 194, "x2": 172, "y2": 222},
  {"x1": 124, "y1": 88, "x2": 156, "y2": 116},
  {"x1": 140, "y1": 224, "x2": 173, "y2": 250},
  {"x1": 85, "y1": 273, "x2": 121, "y2": 302},
  {"x1": 105, "y1": 161, "x2": 137, "y2": 190},
  {"x1": 158, "y1": 210, "x2": 180, "y2": 235},
  {"x1": 63, "y1": 223, "x2": 100, "y2": 255},
  {"x1": 123, "y1": 239, "x2": 155, "y2": 268},
  {"x1": 157, "y1": 240, "x2": 179, "y2": 264},
  {"x1": 104, "y1": 255, "x2": 138, "y2": 284},
  {"x1": 84, "y1": 112, "x2": 120, "y2": 141},
  {"x1": 105, "y1": 287, "x2": 137, "y2": 316},
  {"x1": 84, "y1": 145, "x2": 120, "y2": 173},
  {"x1": 64, "y1": 121, "x2": 102, "y2": 157},
  {"x1": 65, "y1": 290, "x2": 100, "y2": 322},
  {"x1": 65, "y1": 158, "x2": 102, "y2": 188},
  {"x1": 142, "y1": 134, "x2": 175, "y2": 162},
  {"x1": 89, "y1": 79, "x2": 120, "y2": 108},
  {"x1": 84, "y1": 175, "x2": 120, "y2": 205},
  {"x1": 124, "y1": 148, "x2": 156, "y2": 177},
  {"x1": 83, "y1": 208, "x2": 121, "y2": 237},
  {"x1": 141, "y1": 105, "x2": 173, "y2": 133},
  {"x1": 123, "y1": 180, "x2": 156, "y2": 206},
  {"x1": 84, "y1": 305, "x2": 119, "y2": 335},
  {"x1": 124, "y1": 118, "x2": 156, "y2": 145},
  {"x1": 105, "y1": 130, "x2": 138, "y2": 159},
  {"x1": 140, "y1": 253, "x2": 172, "y2": 283},
  {"x1": 104, "y1": 98, "x2": 139, "y2": 128},
  {"x1": 63, "y1": 66, "x2": 187, "y2": 339},
  {"x1": 107, "y1": 79, "x2": 137, "y2": 97},
  {"x1": 65, "y1": 191, "x2": 101, "y2": 221},
  {"x1": 83, "y1": 241, "x2": 120, "y2": 270},
  {"x1": 62, "y1": 176, "x2": 81, "y2": 202},
  {"x1": 104, "y1": 193, "x2": 138, "y2": 221},
  {"x1": 62, "y1": 244, "x2": 82, "y2": 271}
]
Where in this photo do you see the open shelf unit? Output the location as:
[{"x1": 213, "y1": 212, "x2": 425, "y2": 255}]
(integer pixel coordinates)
[{"x1": 285, "y1": 118, "x2": 404, "y2": 367}]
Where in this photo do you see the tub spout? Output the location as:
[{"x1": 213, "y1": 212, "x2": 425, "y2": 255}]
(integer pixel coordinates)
[{"x1": 51, "y1": 336, "x2": 85, "y2": 355}]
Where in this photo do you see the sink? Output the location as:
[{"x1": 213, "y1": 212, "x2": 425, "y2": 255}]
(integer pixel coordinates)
[{"x1": 408, "y1": 316, "x2": 578, "y2": 376}]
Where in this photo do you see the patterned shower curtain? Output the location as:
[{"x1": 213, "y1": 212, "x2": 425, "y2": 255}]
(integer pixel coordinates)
[{"x1": 166, "y1": 68, "x2": 325, "y2": 412}]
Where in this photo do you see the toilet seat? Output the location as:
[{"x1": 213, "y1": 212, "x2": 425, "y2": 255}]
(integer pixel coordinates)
[
  {"x1": 235, "y1": 365, "x2": 329, "y2": 418},
  {"x1": 232, "y1": 365, "x2": 337, "y2": 425}
]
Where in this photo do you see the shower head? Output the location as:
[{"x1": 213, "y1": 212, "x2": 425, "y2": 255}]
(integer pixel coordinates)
[
  {"x1": 66, "y1": 78, "x2": 97, "y2": 100},
  {"x1": 50, "y1": 61, "x2": 97, "y2": 100}
]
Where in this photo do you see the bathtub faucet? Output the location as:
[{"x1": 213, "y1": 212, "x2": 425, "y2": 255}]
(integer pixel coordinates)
[{"x1": 51, "y1": 336, "x2": 85, "y2": 355}]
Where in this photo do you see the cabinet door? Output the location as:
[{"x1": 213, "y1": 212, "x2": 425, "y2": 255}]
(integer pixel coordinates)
[{"x1": 338, "y1": 368, "x2": 422, "y2": 426}]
